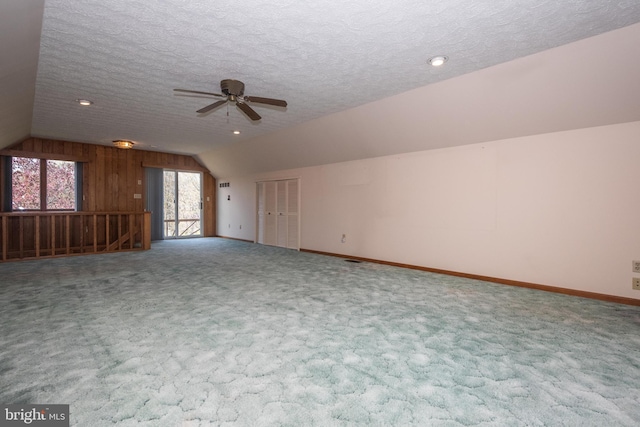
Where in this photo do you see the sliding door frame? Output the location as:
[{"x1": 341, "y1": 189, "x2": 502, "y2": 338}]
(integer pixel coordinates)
[{"x1": 164, "y1": 169, "x2": 203, "y2": 239}]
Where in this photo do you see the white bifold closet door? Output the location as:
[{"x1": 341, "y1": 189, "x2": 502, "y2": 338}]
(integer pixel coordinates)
[
  {"x1": 263, "y1": 181, "x2": 277, "y2": 245},
  {"x1": 256, "y1": 179, "x2": 299, "y2": 249}
]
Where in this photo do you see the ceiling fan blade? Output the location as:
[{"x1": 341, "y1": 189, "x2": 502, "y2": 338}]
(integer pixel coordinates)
[
  {"x1": 236, "y1": 102, "x2": 261, "y2": 121},
  {"x1": 197, "y1": 100, "x2": 227, "y2": 114},
  {"x1": 244, "y1": 96, "x2": 287, "y2": 107},
  {"x1": 174, "y1": 88, "x2": 224, "y2": 97}
]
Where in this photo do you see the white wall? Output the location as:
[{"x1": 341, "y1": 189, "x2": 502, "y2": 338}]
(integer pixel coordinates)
[
  {"x1": 217, "y1": 121, "x2": 640, "y2": 300},
  {"x1": 216, "y1": 178, "x2": 257, "y2": 239},
  {"x1": 0, "y1": 0, "x2": 44, "y2": 149}
]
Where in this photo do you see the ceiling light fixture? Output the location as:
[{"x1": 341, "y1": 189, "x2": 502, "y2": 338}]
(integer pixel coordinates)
[
  {"x1": 428, "y1": 56, "x2": 448, "y2": 67},
  {"x1": 113, "y1": 140, "x2": 134, "y2": 149},
  {"x1": 233, "y1": 130, "x2": 241, "y2": 135},
  {"x1": 76, "y1": 99, "x2": 93, "y2": 106}
]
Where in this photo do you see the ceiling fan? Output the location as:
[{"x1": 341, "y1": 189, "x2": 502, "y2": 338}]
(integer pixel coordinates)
[{"x1": 174, "y1": 79, "x2": 287, "y2": 121}]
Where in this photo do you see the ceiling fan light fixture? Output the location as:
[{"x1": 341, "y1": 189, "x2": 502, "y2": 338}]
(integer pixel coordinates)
[
  {"x1": 428, "y1": 55, "x2": 448, "y2": 67},
  {"x1": 113, "y1": 140, "x2": 134, "y2": 149},
  {"x1": 76, "y1": 99, "x2": 93, "y2": 106},
  {"x1": 174, "y1": 79, "x2": 287, "y2": 122}
]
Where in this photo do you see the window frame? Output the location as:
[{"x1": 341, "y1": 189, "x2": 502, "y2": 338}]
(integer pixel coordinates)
[{"x1": 9, "y1": 156, "x2": 80, "y2": 212}]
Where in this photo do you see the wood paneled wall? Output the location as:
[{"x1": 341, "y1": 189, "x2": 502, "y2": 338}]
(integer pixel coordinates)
[{"x1": 0, "y1": 138, "x2": 216, "y2": 236}]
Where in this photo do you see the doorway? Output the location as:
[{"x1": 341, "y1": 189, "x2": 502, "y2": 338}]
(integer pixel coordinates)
[{"x1": 163, "y1": 170, "x2": 203, "y2": 238}]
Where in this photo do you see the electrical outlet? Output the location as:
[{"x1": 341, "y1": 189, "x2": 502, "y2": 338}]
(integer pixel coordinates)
[
  {"x1": 633, "y1": 261, "x2": 640, "y2": 273},
  {"x1": 634, "y1": 278, "x2": 640, "y2": 290}
]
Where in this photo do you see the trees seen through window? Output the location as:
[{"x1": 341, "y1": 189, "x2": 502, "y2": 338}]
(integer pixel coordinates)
[{"x1": 11, "y1": 157, "x2": 76, "y2": 211}]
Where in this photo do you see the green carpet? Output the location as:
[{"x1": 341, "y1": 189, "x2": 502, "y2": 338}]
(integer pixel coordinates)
[{"x1": 1, "y1": 238, "x2": 639, "y2": 426}]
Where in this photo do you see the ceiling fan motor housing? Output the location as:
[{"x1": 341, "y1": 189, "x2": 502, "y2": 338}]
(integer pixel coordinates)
[{"x1": 221, "y1": 79, "x2": 245, "y2": 97}]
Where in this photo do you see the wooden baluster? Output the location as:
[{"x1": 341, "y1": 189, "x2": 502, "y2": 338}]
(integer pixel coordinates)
[
  {"x1": 93, "y1": 214, "x2": 97, "y2": 253},
  {"x1": 105, "y1": 214, "x2": 110, "y2": 251},
  {"x1": 51, "y1": 215, "x2": 55, "y2": 256},
  {"x1": 66, "y1": 214, "x2": 71, "y2": 255},
  {"x1": 1, "y1": 216, "x2": 7, "y2": 261},
  {"x1": 117, "y1": 214, "x2": 122, "y2": 250},
  {"x1": 35, "y1": 215, "x2": 40, "y2": 258},
  {"x1": 129, "y1": 213, "x2": 135, "y2": 249},
  {"x1": 80, "y1": 214, "x2": 84, "y2": 253},
  {"x1": 19, "y1": 216, "x2": 24, "y2": 259}
]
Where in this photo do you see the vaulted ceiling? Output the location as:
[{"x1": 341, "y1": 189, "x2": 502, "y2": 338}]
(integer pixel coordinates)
[{"x1": 3, "y1": 1, "x2": 640, "y2": 177}]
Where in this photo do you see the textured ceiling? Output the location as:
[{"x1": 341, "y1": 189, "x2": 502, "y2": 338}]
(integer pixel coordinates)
[
  {"x1": 22, "y1": 0, "x2": 640, "y2": 158},
  {"x1": 198, "y1": 21, "x2": 640, "y2": 177}
]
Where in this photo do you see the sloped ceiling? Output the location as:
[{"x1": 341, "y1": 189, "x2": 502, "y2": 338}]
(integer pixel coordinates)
[
  {"x1": 201, "y1": 22, "x2": 640, "y2": 177},
  {"x1": 2, "y1": 1, "x2": 640, "y2": 177},
  {"x1": 0, "y1": 0, "x2": 44, "y2": 148}
]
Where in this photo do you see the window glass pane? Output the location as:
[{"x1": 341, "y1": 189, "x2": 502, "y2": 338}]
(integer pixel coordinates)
[
  {"x1": 46, "y1": 160, "x2": 76, "y2": 210},
  {"x1": 12, "y1": 157, "x2": 41, "y2": 210}
]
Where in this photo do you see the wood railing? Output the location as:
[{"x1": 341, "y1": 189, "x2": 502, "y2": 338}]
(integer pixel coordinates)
[
  {"x1": 164, "y1": 218, "x2": 201, "y2": 238},
  {"x1": 0, "y1": 211, "x2": 151, "y2": 262}
]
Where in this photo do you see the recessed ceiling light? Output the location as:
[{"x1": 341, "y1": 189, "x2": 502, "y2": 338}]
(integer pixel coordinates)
[
  {"x1": 233, "y1": 130, "x2": 241, "y2": 135},
  {"x1": 113, "y1": 140, "x2": 134, "y2": 149},
  {"x1": 428, "y1": 56, "x2": 448, "y2": 67},
  {"x1": 76, "y1": 99, "x2": 93, "y2": 106}
]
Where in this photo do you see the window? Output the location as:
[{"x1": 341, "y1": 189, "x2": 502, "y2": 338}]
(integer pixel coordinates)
[
  {"x1": 46, "y1": 160, "x2": 76, "y2": 209},
  {"x1": 11, "y1": 157, "x2": 40, "y2": 210},
  {"x1": 11, "y1": 157, "x2": 77, "y2": 211}
]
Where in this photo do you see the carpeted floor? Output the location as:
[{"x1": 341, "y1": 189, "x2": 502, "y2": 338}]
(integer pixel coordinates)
[{"x1": 1, "y1": 238, "x2": 639, "y2": 426}]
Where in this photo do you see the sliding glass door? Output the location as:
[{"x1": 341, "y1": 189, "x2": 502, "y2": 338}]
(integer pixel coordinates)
[{"x1": 163, "y1": 170, "x2": 202, "y2": 238}]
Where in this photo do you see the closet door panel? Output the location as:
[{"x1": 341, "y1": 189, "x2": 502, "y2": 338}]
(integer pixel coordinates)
[
  {"x1": 286, "y1": 179, "x2": 300, "y2": 249},
  {"x1": 256, "y1": 179, "x2": 299, "y2": 249},
  {"x1": 256, "y1": 182, "x2": 265, "y2": 244},
  {"x1": 263, "y1": 181, "x2": 277, "y2": 246},
  {"x1": 276, "y1": 181, "x2": 288, "y2": 247},
  {"x1": 287, "y1": 179, "x2": 298, "y2": 214},
  {"x1": 277, "y1": 214, "x2": 288, "y2": 247},
  {"x1": 287, "y1": 213, "x2": 299, "y2": 249}
]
